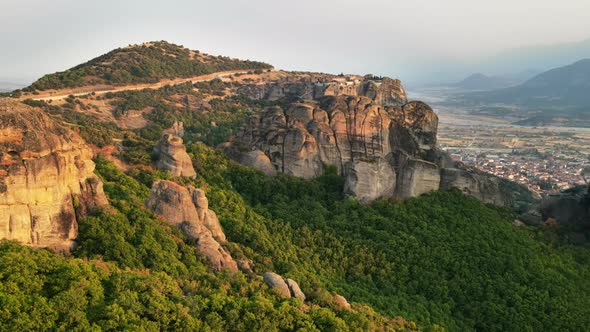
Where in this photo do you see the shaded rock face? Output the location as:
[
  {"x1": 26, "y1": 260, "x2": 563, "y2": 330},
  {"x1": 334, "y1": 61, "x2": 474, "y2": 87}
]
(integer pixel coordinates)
[
  {"x1": 0, "y1": 99, "x2": 107, "y2": 251},
  {"x1": 145, "y1": 180, "x2": 237, "y2": 272},
  {"x1": 541, "y1": 186, "x2": 590, "y2": 225},
  {"x1": 153, "y1": 134, "x2": 196, "y2": 178},
  {"x1": 263, "y1": 272, "x2": 291, "y2": 298},
  {"x1": 440, "y1": 167, "x2": 511, "y2": 206}
]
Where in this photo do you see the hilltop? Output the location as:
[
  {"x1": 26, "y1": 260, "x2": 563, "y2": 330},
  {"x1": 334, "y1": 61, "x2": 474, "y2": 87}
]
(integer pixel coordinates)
[{"x1": 24, "y1": 41, "x2": 272, "y2": 91}]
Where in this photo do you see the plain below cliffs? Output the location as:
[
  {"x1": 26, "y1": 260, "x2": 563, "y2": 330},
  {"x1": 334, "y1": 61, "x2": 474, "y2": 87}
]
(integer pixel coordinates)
[
  {"x1": 145, "y1": 180, "x2": 238, "y2": 272},
  {"x1": 224, "y1": 77, "x2": 522, "y2": 207},
  {"x1": 0, "y1": 98, "x2": 108, "y2": 251}
]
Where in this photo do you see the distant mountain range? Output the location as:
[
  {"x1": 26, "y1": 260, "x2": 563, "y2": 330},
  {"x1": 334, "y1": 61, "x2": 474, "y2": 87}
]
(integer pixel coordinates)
[
  {"x1": 464, "y1": 59, "x2": 590, "y2": 108},
  {"x1": 452, "y1": 73, "x2": 521, "y2": 91}
]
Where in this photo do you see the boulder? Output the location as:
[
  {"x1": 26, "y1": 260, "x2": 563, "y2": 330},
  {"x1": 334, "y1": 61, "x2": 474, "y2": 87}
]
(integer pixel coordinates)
[
  {"x1": 286, "y1": 278, "x2": 306, "y2": 300},
  {"x1": 333, "y1": 294, "x2": 352, "y2": 310},
  {"x1": 263, "y1": 272, "x2": 291, "y2": 298},
  {"x1": 153, "y1": 133, "x2": 196, "y2": 178},
  {"x1": 145, "y1": 180, "x2": 237, "y2": 272},
  {"x1": 0, "y1": 99, "x2": 107, "y2": 252}
]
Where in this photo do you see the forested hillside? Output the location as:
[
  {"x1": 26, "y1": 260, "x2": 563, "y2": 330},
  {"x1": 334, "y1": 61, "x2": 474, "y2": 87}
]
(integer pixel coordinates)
[
  {"x1": 25, "y1": 41, "x2": 271, "y2": 91},
  {"x1": 4, "y1": 143, "x2": 588, "y2": 331}
]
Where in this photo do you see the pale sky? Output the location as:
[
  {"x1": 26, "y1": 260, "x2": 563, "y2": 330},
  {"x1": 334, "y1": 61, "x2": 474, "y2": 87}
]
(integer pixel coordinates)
[{"x1": 1, "y1": 0, "x2": 589, "y2": 84}]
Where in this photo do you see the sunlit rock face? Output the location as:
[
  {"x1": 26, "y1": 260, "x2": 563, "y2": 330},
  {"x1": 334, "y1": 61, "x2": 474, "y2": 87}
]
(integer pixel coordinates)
[
  {"x1": 0, "y1": 98, "x2": 107, "y2": 251},
  {"x1": 145, "y1": 180, "x2": 238, "y2": 273},
  {"x1": 226, "y1": 78, "x2": 517, "y2": 206}
]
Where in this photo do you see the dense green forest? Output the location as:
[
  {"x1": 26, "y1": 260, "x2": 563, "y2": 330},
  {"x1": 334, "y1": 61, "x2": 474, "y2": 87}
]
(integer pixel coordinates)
[{"x1": 26, "y1": 41, "x2": 271, "y2": 91}]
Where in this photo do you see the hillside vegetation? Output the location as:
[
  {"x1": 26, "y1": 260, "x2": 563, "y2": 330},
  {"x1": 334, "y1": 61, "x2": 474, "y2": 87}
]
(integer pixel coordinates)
[
  {"x1": 26, "y1": 41, "x2": 271, "y2": 91},
  {"x1": 4, "y1": 146, "x2": 589, "y2": 331},
  {"x1": 4, "y1": 44, "x2": 590, "y2": 331}
]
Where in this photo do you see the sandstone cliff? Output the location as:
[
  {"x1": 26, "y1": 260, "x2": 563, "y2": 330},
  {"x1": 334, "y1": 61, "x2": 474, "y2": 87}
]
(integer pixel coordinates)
[
  {"x1": 145, "y1": 180, "x2": 238, "y2": 272},
  {"x1": 153, "y1": 133, "x2": 196, "y2": 178},
  {"x1": 0, "y1": 98, "x2": 107, "y2": 251},
  {"x1": 225, "y1": 82, "x2": 519, "y2": 206}
]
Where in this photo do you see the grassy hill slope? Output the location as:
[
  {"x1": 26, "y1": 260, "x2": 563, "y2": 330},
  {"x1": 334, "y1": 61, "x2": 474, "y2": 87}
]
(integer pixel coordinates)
[{"x1": 26, "y1": 41, "x2": 271, "y2": 91}]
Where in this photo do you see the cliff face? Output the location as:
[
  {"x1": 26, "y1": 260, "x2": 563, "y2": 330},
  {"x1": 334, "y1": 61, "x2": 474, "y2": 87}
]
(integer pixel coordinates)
[
  {"x1": 237, "y1": 75, "x2": 407, "y2": 106},
  {"x1": 0, "y1": 99, "x2": 107, "y2": 251},
  {"x1": 226, "y1": 79, "x2": 518, "y2": 206},
  {"x1": 540, "y1": 185, "x2": 590, "y2": 225},
  {"x1": 145, "y1": 180, "x2": 238, "y2": 272}
]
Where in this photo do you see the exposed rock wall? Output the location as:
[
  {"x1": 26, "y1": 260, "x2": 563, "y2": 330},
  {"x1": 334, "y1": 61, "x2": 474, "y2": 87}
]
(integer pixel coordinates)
[
  {"x1": 0, "y1": 99, "x2": 107, "y2": 251},
  {"x1": 237, "y1": 75, "x2": 407, "y2": 106},
  {"x1": 225, "y1": 87, "x2": 519, "y2": 206},
  {"x1": 153, "y1": 133, "x2": 196, "y2": 177},
  {"x1": 344, "y1": 159, "x2": 396, "y2": 203},
  {"x1": 145, "y1": 180, "x2": 237, "y2": 272}
]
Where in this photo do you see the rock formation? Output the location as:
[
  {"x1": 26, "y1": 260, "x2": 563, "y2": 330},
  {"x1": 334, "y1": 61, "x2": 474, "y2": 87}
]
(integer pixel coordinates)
[
  {"x1": 145, "y1": 180, "x2": 237, "y2": 272},
  {"x1": 0, "y1": 98, "x2": 107, "y2": 251},
  {"x1": 262, "y1": 272, "x2": 306, "y2": 300},
  {"x1": 237, "y1": 74, "x2": 407, "y2": 106},
  {"x1": 285, "y1": 278, "x2": 306, "y2": 300},
  {"x1": 540, "y1": 185, "x2": 589, "y2": 225},
  {"x1": 153, "y1": 133, "x2": 196, "y2": 178},
  {"x1": 225, "y1": 78, "x2": 521, "y2": 207},
  {"x1": 333, "y1": 294, "x2": 352, "y2": 310},
  {"x1": 263, "y1": 272, "x2": 292, "y2": 298}
]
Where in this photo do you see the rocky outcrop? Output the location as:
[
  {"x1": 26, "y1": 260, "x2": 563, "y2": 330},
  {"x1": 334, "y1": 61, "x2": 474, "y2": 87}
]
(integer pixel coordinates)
[
  {"x1": 440, "y1": 167, "x2": 511, "y2": 206},
  {"x1": 145, "y1": 180, "x2": 237, "y2": 272},
  {"x1": 0, "y1": 99, "x2": 107, "y2": 251},
  {"x1": 263, "y1": 272, "x2": 291, "y2": 298},
  {"x1": 237, "y1": 74, "x2": 407, "y2": 105},
  {"x1": 227, "y1": 78, "x2": 521, "y2": 207},
  {"x1": 333, "y1": 294, "x2": 352, "y2": 310},
  {"x1": 358, "y1": 77, "x2": 407, "y2": 106},
  {"x1": 286, "y1": 278, "x2": 306, "y2": 300},
  {"x1": 540, "y1": 185, "x2": 589, "y2": 225},
  {"x1": 153, "y1": 133, "x2": 196, "y2": 178}
]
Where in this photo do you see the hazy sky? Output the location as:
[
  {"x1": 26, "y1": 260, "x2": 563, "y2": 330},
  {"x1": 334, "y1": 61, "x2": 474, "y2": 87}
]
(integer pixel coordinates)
[{"x1": 2, "y1": 0, "x2": 589, "y2": 84}]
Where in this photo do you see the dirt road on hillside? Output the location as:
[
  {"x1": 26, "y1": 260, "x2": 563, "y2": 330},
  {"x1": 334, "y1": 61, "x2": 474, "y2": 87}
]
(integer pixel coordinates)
[{"x1": 20, "y1": 69, "x2": 257, "y2": 101}]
